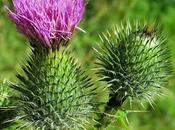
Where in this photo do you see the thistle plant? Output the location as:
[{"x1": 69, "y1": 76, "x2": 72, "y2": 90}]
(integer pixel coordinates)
[
  {"x1": 95, "y1": 22, "x2": 171, "y2": 109},
  {"x1": 4, "y1": 0, "x2": 98, "y2": 130},
  {"x1": 2, "y1": 0, "x2": 172, "y2": 129}
]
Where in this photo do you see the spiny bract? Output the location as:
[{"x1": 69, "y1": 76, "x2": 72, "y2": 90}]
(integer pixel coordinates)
[
  {"x1": 95, "y1": 22, "x2": 171, "y2": 108},
  {"x1": 11, "y1": 46, "x2": 97, "y2": 130}
]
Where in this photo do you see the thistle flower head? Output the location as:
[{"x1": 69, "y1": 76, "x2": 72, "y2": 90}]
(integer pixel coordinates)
[
  {"x1": 8, "y1": 0, "x2": 85, "y2": 48},
  {"x1": 95, "y1": 22, "x2": 171, "y2": 108}
]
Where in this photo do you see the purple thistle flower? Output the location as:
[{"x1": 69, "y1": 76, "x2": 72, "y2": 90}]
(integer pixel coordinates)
[{"x1": 7, "y1": 0, "x2": 85, "y2": 47}]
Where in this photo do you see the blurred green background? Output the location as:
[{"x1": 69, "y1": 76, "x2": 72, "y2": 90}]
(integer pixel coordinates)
[{"x1": 0, "y1": 0, "x2": 175, "y2": 130}]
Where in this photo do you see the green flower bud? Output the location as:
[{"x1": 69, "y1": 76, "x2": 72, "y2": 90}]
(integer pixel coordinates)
[
  {"x1": 11, "y1": 46, "x2": 97, "y2": 130},
  {"x1": 95, "y1": 22, "x2": 171, "y2": 108}
]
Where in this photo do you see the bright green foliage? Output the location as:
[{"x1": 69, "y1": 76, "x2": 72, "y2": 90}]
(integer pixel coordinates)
[
  {"x1": 0, "y1": 80, "x2": 16, "y2": 130},
  {"x1": 0, "y1": 79, "x2": 10, "y2": 106},
  {"x1": 10, "y1": 46, "x2": 97, "y2": 130},
  {"x1": 95, "y1": 22, "x2": 171, "y2": 108}
]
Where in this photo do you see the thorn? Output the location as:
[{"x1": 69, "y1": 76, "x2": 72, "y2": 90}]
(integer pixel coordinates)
[{"x1": 76, "y1": 26, "x2": 86, "y2": 33}]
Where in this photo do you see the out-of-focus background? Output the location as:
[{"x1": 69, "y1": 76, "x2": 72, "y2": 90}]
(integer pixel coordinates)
[{"x1": 0, "y1": 0, "x2": 175, "y2": 130}]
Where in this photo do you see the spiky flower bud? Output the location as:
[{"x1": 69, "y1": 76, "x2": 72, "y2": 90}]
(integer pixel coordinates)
[
  {"x1": 95, "y1": 22, "x2": 171, "y2": 108},
  {"x1": 11, "y1": 47, "x2": 97, "y2": 130},
  {"x1": 7, "y1": 0, "x2": 85, "y2": 48}
]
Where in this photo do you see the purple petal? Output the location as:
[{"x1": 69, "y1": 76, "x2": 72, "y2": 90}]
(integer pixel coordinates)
[{"x1": 8, "y1": 0, "x2": 85, "y2": 48}]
